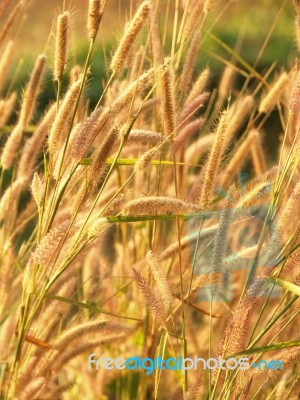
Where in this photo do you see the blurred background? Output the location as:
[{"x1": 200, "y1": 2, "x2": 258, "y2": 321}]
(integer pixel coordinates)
[{"x1": 0, "y1": 0, "x2": 297, "y2": 112}]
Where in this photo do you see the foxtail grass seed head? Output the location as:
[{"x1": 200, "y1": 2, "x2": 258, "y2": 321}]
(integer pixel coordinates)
[
  {"x1": 186, "y1": 375, "x2": 202, "y2": 400},
  {"x1": 134, "y1": 147, "x2": 159, "y2": 172},
  {"x1": 224, "y1": 95, "x2": 254, "y2": 145},
  {"x1": 19, "y1": 54, "x2": 47, "y2": 127},
  {"x1": 0, "y1": 1, "x2": 299, "y2": 398},
  {"x1": 122, "y1": 196, "x2": 198, "y2": 215},
  {"x1": 179, "y1": 30, "x2": 202, "y2": 92},
  {"x1": 1, "y1": 124, "x2": 23, "y2": 170},
  {"x1": 69, "y1": 65, "x2": 82, "y2": 85},
  {"x1": 259, "y1": 72, "x2": 289, "y2": 114},
  {"x1": 146, "y1": 250, "x2": 172, "y2": 311},
  {"x1": 289, "y1": 69, "x2": 300, "y2": 116},
  {"x1": 110, "y1": 1, "x2": 150, "y2": 73},
  {"x1": 127, "y1": 130, "x2": 164, "y2": 146},
  {"x1": 0, "y1": 91, "x2": 17, "y2": 128},
  {"x1": 210, "y1": 200, "x2": 233, "y2": 299},
  {"x1": 48, "y1": 332, "x2": 127, "y2": 373},
  {"x1": 31, "y1": 221, "x2": 69, "y2": 266},
  {"x1": 183, "y1": 1, "x2": 203, "y2": 41},
  {"x1": 250, "y1": 130, "x2": 267, "y2": 176},
  {"x1": 200, "y1": 109, "x2": 228, "y2": 208},
  {"x1": 54, "y1": 12, "x2": 69, "y2": 81},
  {"x1": 277, "y1": 182, "x2": 300, "y2": 240},
  {"x1": 185, "y1": 67, "x2": 210, "y2": 105},
  {"x1": 161, "y1": 62, "x2": 176, "y2": 140},
  {"x1": 31, "y1": 172, "x2": 45, "y2": 207},
  {"x1": 110, "y1": 67, "x2": 155, "y2": 116},
  {"x1": 0, "y1": 178, "x2": 25, "y2": 221},
  {"x1": 133, "y1": 268, "x2": 167, "y2": 326},
  {"x1": 89, "y1": 126, "x2": 120, "y2": 185},
  {"x1": 219, "y1": 65, "x2": 236, "y2": 101},
  {"x1": 0, "y1": 1, "x2": 23, "y2": 48},
  {"x1": 53, "y1": 319, "x2": 108, "y2": 350},
  {"x1": 149, "y1": 3, "x2": 163, "y2": 66},
  {"x1": 174, "y1": 117, "x2": 205, "y2": 150},
  {"x1": 70, "y1": 106, "x2": 105, "y2": 159},
  {"x1": 0, "y1": 40, "x2": 14, "y2": 94},
  {"x1": 88, "y1": 0, "x2": 102, "y2": 40},
  {"x1": 220, "y1": 129, "x2": 258, "y2": 187},
  {"x1": 203, "y1": 0, "x2": 214, "y2": 14},
  {"x1": 19, "y1": 377, "x2": 46, "y2": 400},
  {"x1": 87, "y1": 218, "x2": 110, "y2": 239},
  {"x1": 48, "y1": 76, "x2": 82, "y2": 153},
  {"x1": 179, "y1": 91, "x2": 210, "y2": 124},
  {"x1": 237, "y1": 181, "x2": 271, "y2": 208},
  {"x1": 17, "y1": 103, "x2": 56, "y2": 179}
]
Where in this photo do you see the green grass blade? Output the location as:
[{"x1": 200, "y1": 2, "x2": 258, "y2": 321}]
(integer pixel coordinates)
[
  {"x1": 266, "y1": 278, "x2": 300, "y2": 296},
  {"x1": 208, "y1": 32, "x2": 268, "y2": 86},
  {"x1": 154, "y1": 331, "x2": 168, "y2": 400},
  {"x1": 230, "y1": 340, "x2": 300, "y2": 357},
  {"x1": 80, "y1": 157, "x2": 198, "y2": 167},
  {"x1": 46, "y1": 294, "x2": 142, "y2": 321}
]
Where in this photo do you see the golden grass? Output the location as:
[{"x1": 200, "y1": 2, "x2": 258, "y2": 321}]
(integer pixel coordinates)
[{"x1": 0, "y1": 0, "x2": 299, "y2": 399}]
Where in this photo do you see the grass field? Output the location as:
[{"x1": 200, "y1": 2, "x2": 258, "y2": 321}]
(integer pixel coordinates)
[{"x1": 0, "y1": 0, "x2": 299, "y2": 399}]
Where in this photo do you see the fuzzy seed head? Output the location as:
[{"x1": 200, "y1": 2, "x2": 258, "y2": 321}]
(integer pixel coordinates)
[
  {"x1": 70, "y1": 106, "x2": 105, "y2": 159},
  {"x1": 133, "y1": 268, "x2": 167, "y2": 326},
  {"x1": 0, "y1": 91, "x2": 17, "y2": 128},
  {"x1": 134, "y1": 147, "x2": 159, "y2": 172},
  {"x1": 179, "y1": 91, "x2": 210, "y2": 124},
  {"x1": 31, "y1": 172, "x2": 45, "y2": 207},
  {"x1": 0, "y1": 40, "x2": 14, "y2": 94},
  {"x1": 122, "y1": 196, "x2": 199, "y2": 216},
  {"x1": 87, "y1": 218, "x2": 109, "y2": 239},
  {"x1": 161, "y1": 62, "x2": 176, "y2": 140},
  {"x1": 179, "y1": 30, "x2": 202, "y2": 92},
  {"x1": 225, "y1": 95, "x2": 254, "y2": 144},
  {"x1": 219, "y1": 65, "x2": 236, "y2": 101},
  {"x1": 200, "y1": 109, "x2": 228, "y2": 208},
  {"x1": 88, "y1": 0, "x2": 102, "y2": 39},
  {"x1": 48, "y1": 77, "x2": 82, "y2": 153},
  {"x1": 146, "y1": 250, "x2": 172, "y2": 311},
  {"x1": 1, "y1": 124, "x2": 23, "y2": 170},
  {"x1": 19, "y1": 54, "x2": 47, "y2": 127},
  {"x1": 259, "y1": 72, "x2": 289, "y2": 114},
  {"x1": 0, "y1": 178, "x2": 25, "y2": 221},
  {"x1": 110, "y1": 1, "x2": 150, "y2": 73},
  {"x1": 89, "y1": 126, "x2": 120, "y2": 185},
  {"x1": 185, "y1": 67, "x2": 210, "y2": 105},
  {"x1": 31, "y1": 221, "x2": 69, "y2": 266},
  {"x1": 54, "y1": 12, "x2": 69, "y2": 81}
]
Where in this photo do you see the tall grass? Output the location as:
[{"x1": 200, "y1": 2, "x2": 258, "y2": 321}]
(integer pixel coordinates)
[{"x1": 0, "y1": 0, "x2": 299, "y2": 399}]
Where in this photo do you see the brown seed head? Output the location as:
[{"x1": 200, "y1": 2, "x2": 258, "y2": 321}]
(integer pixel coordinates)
[
  {"x1": 88, "y1": 0, "x2": 102, "y2": 40},
  {"x1": 48, "y1": 77, "x2": 82, "y2": 154},
  {"x1": 161, "y1": 62, "x2": 176, "y2": 140},
  {"x1": 200, "y1": 109, "x2": 228, "y2": 208},
  {"x1": 0, "y1": 41, "x2": 14, "y2": 95},
  {"x1": 110, "y1": 1, "x2": 150, "y2": 73},
  {"x1": 54, "y1": 12, "x2": 69, "y2": 81},
  {"x1": 259, "y1": 72, "x2": 289, "y2": 114},
  {"x1": 19, "y1": 54, "x2": 47, "y2": 127}
]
